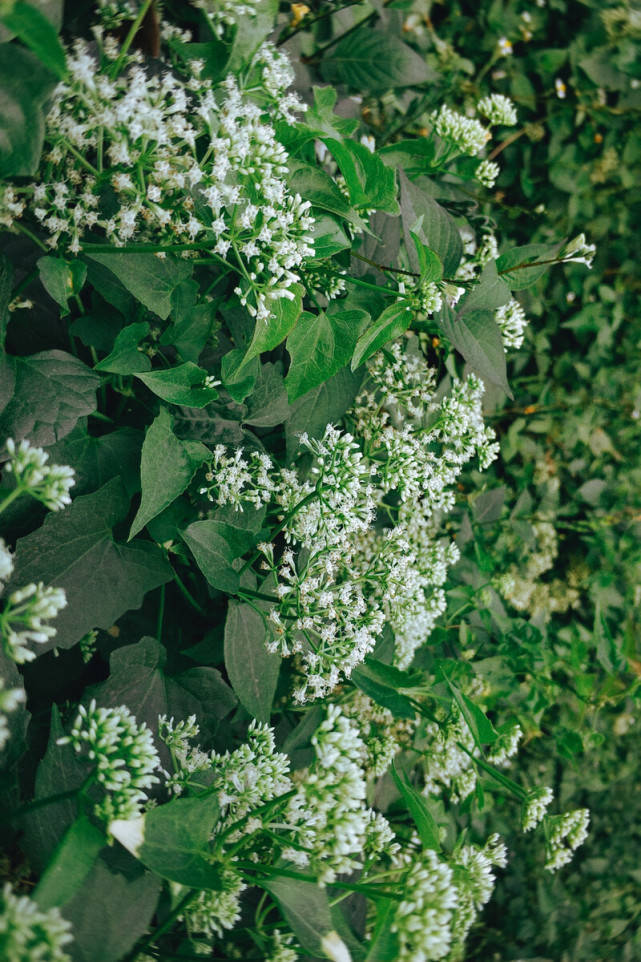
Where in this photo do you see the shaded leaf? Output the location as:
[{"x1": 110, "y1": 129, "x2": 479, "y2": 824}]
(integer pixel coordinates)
[
  {"x1": 94, "y1": 322, "x2": 151, "y2": 374},
  {"x1": 400, "y1": 172, "x2": 462, "y2": 277},
  {"x1": 85, "y1": 253, "x2": 192, "y2": 320},
  {"x1": 33, "y1": 816, "x2": 106, "y2": 911},
  {"x1": 0, "y1": 1, "x2": 66, "y2": 77},
  {"x1": 351, "y1": 302, "x2": 412, "y2": 370},
  {"x1": 0, "y1": 43, "x2": 57, "y2": 177},
  {"x1": 286, "y1": 309, "x2": 368, "y2": 401},
  {"x1": 224, "y1": 600, "x2": 280, "y2": 722},
  {"x1": 321, "y1": 28, "x2": 435, "y2": 92},
  {"x1": 135, "y1": 362, "x2": 219, "y2": 407}
]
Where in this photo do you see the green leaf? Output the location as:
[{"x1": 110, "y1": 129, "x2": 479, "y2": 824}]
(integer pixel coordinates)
[
  {"x1": 242, "y1": 283, "x2": 304, "y2": 363},
  {"x1": 351, "y1": 302, "x2": 412, "y2": 370},
  {"x1": 33, "y1": 816, "x2": 105, "y2": 911},
  {"x1": 129, "y1": 408, "x2": 210, "y2": 539},
  {"x1": 227, "y1": 0, "x2": 277, "y2": 69},
  {"x1": 399, "y1": 172, "x2": 462, "y2": 277},
  {"x1": 324, "y1": 138, "x2": 399, "y2": 214},
  {"x1": 224, "y1": 600, "x2": 280, "y2": 723},
  {"x1": 84, "y1": 253, "x2": 192, "y2": 320},
  {"x1": 496, "y1": 242, "x2": 563, "y2": 290},
  {"x1": 365, "y1": 901, "x2": 400, "y2": 962},
  {"x1": 135, "y1": 362, "x2": 219, "y2": 407},
  {"x1": 321, "y1": 28, "x2": 435, "y2": 92},
  {"x1": 181, "y1": 520, "x2": 240, "y2": 594},
  {"x1": 20, "y1": 706, "x2": 90, "y2": 872},
  {"x1": 221, "y1": 347, "x2": 260, "y2": 403},
  {"x1": 37, "y1": 257, "x2": 86, "y2": 315},
  {"x1": 0, "y1": 42, "x2": 57, "y2": 176},
  {"x1": 304, "y1": 85, "x2": 359, "y2": 140},
  {"x1": 309, "y1": 214, "x2": 351, "y2": 260},
  {"x1": 287, "y1": 159, "x2": 367, "y2": 230},
  {"x1": 441, "y1": 668, "x2": 498, "y2": 748},
  {"x1": 94, "y1": 322, "x2": 151, "y2": 374},
  {"x1": 59, "y1": 852, "x2": 161, "y2": 962},
  {"x1": 390, "y1": 764, "x2": 441, "y2": 851},
  {"x1": 410, "y1": 233, "x2": 443, "y2": 283},
  {"x1": 244, "y1": 362, "x2": 290, "y2": 428},
  {"x1": 351, "y1": 659, "x2": 419, "y2": 719},
  {"x1": 459, "y1": 261, "x2": 511, "y2": 313},
  {"x1": 0, "y1": 349, "x2": 99, "y2": 446},
  {"x1": 6, "y1": 478, "x2": 172, "y2": 651},
  {"x1": 285, "y1": 309, "x2": 368, "y2": 401},
  {"x1": 0, "y1": 0, "x2": 66, "y2": 77},
  {"x1": 111, "y1": 795, "x2": 221, "y2": 889},
  {"x1": 46, "y1": 422, "x2": 142, "y2": 498},
  {"x1": 91, "y1": 637, "x2": 236, "y2": 757},
  {"x1": 161, "y1": 279, "x2": 217, "y2": 363},
  {"x1": 285, "y1": 365, "x2": 363, "y2": 460},
  {"x1": 261, "y1": 875, "x2": 343, "y2": 958},
  {"x1": 380, "y1": 138, "x2": 437, "y2": 177},
  {"x1": 435, "y1": 305, "x2": 512, "y2": 397}
]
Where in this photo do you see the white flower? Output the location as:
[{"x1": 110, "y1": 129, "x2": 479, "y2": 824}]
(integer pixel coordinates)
[
  {"x1": 392, "y1": 849, "x2": 458, "y2": 961},
  {"x1": 544, "y1": 808, "x2": 590, "y2": 871},
  {"x1": 4, "y1": 438, "x2": 75, "y2": 511},
  {"x1": 0, "y1": 883, "x2": 73, "y2": 962},
  {"x1": 477, "y1": 93, "x2": 518, "y2": 126},
  {"x1": 431, "y1": 105, "x2": 490, "y2": 156},
  {"x1": 498, "y1": 36, "x2": 513, "y2": 56},
  {"x1": 522, "y1": 786, "x2": 554, "y2": 831},
  {"x1": 555, "y1": 77, "x2": 567, "y2": 98},
  {"x1": 1, "y1": 583, "x2": 67, "y2": 663},
  {"x1": 476, "y1": 158, "x2": 501, "y2": 188},
  {"x1": 495, "y1": 298, "x2": 528, "y2": 349}
]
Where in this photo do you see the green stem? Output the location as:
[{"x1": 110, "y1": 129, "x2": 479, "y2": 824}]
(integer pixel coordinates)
[
  {"x1": 237, "y1": 588, "x2": 279, "y2": 604},
  {"x1": 276, "y1": 0, "x2": 365, "y2": 47},
  {"x1": 170, "y1": 567, "x2": 208, "y2": 616},
  {"x1": 238, "y1": 490, "x2": 319, "y2": 576},
  {"x1": 352, "y1": 250, "x2": 420, "y2": 278},
  {"x1": 0, "y1": 486, "x2": 24, "y2": 516},
  {"x1": 111, "y1": 0, "x2": 155, "y2": 77}
]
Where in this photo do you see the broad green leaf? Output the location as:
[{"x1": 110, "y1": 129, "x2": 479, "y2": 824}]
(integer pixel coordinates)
[
  {"x1": 94, "y1": 322, "x2": 151, "y2": 374},
  {"x1": 399, "y1": 172, "x2": 462, "y2": 277},
  {"x1": 287, "y1": 159, "x2": 367, "y2": 230},
  {"x1": 85, "y1": 253, "x2": 192, "y2": 320},
  {"x1": 435, "y1": 305, "x2": 512, "y2": 397},
  {"x1": 227, "y1": 0, "x2": 277, "y2": 69},
  {"x1": 459, "y1": 261, "x2": 511, "y2": 313},
  {"x1": 0, "y1": 349, "x2": 99, "y2": 446},
  {"x1": 244, "y1": 361, "x2": 290, "y2": 427},
  {"x1": 91, "y1": 637, "x2": 236, "y2": 759},
  {"x1": 162, "y1": 279, "x2": 217, "y2": 363},
  {"x1": 111, "y1": 795, "x2": 221, "y2": 889},
  {"x1": 181, "y1": 520, "x2": 240, "y2": 594},
  {"x1": 0, "y1": 43, "x2": 57, "y2": 176},
  {"x1": 324, "y1": 138, "x2": 399, "y2": 214},
  {"x1": 129, "y1": 408, "x2": 210, "y2": 539},
  {"x1": 286, "y1": 309, "x2": 368, "y2": 401},
  {"x1": 351, "y1": 659, "x2": 418, "y2": 720},
  {"x1": 351, "y1": 302, "x2": 412, "y2": 370},
  {"x1": 305, "y1": 85, "x2": 359, "y2": 139},
  {"x1": 496, "y1": 242, "x2": 563, "y2": 290},
  {"x1": 47, "y1": 422, "x2": 142, "y2": 498},
  {"x1": 441, "y1": 668, "x2": 498, "y2": 748},
  {"x1": 472, "y1": 487, "x2": 506, "y2": 525},
  {"x1": 309, "y1": 214, "x2": 351, "y2": 260},
  {"x1": 379, "y1": 138, "x2": 437, "y2": 177},
  {"x1": 37, "y1": 257, "x2": 86, "y2": 315},
  {"x1": 366, "y1": 901, "x2": 400, "y2": 962},
  {"x1": 84, "y1": 258, "x2": 134, "y2": 316},
  {"x1": 261, "y1": 875, "x2": 343, "y2": 958},
  {"x1": 0, "y1": 0, "x2": 66, "y2": 77},
  {"x1": 33, "y1": 815, "x2": 105, "y2": 910},
  {"x1": 285, "y1": 365, "x2": 363, "y2": 460},
  {"x1": 242, "y1": 283, "x2": 303, "y2": 363},
  {"x1": 224, "y1": 600, "x2": 280, "y2": 723},
  {"x1": 59, "y1": 853, "x2": 161, "y2": 962},
  {"x1": 321, "y1": 28, "x2": 435, "y2": 92},
  {"x1": 221, "y1": 347, "x2": 259, "y2": 402},
  {"x1": 20, "y1": 706, "x2": 89, "y2": 872},
  {"x1": 135, "y1": 362, "x2": 219, "y2": 407},
  {"x1": 390, "y1": 764, "x2": 441, "y2": 851},
  {"x1": 6, "y1": 478, "x2": 171, "y2": 651},
  {"x1": 410, "y1": 233, "x2": 443, "y2": 283}
]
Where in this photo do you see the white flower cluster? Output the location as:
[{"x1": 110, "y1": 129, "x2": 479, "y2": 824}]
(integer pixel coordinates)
[
  {"x1": 477, "y1": 94, "x2": 518, "y2": 127},
  {"x1": 486, "y1": 722, "x2": 523, "y2": 767},
  {"x1": 431, "y1": 105, "x2": 490, "y2": 156},
  {"x1": 392, "y1": 849, "x2": 458, "y2": 961},
  {"x1": 450, "y1": 834, "x2": 508, "y2": 951},
  {"x1": 5, "y1": 32, "x2": 313, "y2": 324},
  {"x1": 4, "y1": 438, "x2": 75, "y2": 511},
  {"x1": 1, "y1": 580, "x2": 67, "y2": 665},
  {"x1": 476, "y1": 157, "x2": 501, "y2": 188},
  {"x1": 96, "y1": 0, "x2": 137, "y2": 27},
  {"x1": 205, "y1": 339, "x2": 498, "y2": 695},
  {"x1": 285, "y1": 705, "x2": 398, "y2": 883},
  {"x1": 522, "y1": 785, "x2": 554, "y2": 832},
  {"x1": 193, "y1": 0, "x2": 259, "y2": 38},
  {"x1": 421, "y1": 704, "x2": 478, "y2": 802},
  {"x1": 182, "y1": 865, "x2": 247, "y2": 943},
  {"x1": 58, "y1": 700, "x2": 160, "y2": 821},
  {"x1": 495, "y1": 297, "x2": 528, "y2": 349},
  {"x1": 0, "y1": 883, "x2": 73, "y2": 962},
  {"x1": 343, "y1": 690, "x2": 416, "y2": 777},
  {"x1": 266, "y1": 929, "x2": 299, "y2": 962},
  {"x1": 559, "y1": 233, "x2": 596, "y2": 269},
  {"x1": 0, "y1": 679, "x2": 25, "y2": 751},
  {"x1": 544, "y1": 808, "x2": 590, "y2": 871}
]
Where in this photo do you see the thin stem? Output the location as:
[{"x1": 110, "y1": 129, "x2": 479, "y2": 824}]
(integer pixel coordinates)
[
  {"x1": 112, "y1": 0, "x2": 155, "y2": 76},
  {"x1": 237, "y1": 588, "x2": 279, "y2": 604},
  {"x1": 170, "y1": 566, "x2": 208, "y2": 616},
  {"x1": 352, "y1": 250, "x2": 420, "y2": 278},
  {"x1": 276, "y1": 0, "x2": 365, "y2": 47},
  {"x1": 0, "y1": 486, "x2": 24, "y2": 516},
  {"x1": 14, "y1": 223, "x2": 48, "y2": 252}
]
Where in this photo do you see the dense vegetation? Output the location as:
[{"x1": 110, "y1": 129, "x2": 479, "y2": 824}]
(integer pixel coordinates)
[{"x1": 0, "y1": 1, "x2": 638, "y2": 960}]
